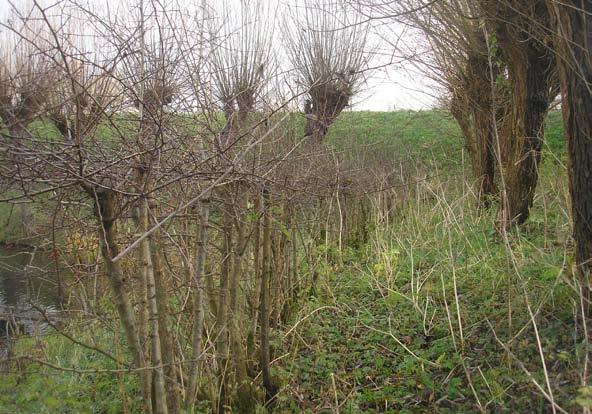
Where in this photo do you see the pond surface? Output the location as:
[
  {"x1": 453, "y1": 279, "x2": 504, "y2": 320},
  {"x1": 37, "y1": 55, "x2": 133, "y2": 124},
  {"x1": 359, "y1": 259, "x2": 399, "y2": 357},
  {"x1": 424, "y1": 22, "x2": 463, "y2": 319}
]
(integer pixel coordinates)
[{"x1": 0, "y1": 246, "x2": 65, "y2": 309}]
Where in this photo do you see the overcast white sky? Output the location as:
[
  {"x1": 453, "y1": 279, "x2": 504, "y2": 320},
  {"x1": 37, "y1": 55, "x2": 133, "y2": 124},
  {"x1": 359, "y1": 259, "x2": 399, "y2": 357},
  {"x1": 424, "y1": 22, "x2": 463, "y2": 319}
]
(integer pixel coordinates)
[
  {"x1": 354, "y1": 66, "x2": 436, "y2": 110},
  {"x1": 0, "y1": 0, "x2": 438, "y2": 111}
]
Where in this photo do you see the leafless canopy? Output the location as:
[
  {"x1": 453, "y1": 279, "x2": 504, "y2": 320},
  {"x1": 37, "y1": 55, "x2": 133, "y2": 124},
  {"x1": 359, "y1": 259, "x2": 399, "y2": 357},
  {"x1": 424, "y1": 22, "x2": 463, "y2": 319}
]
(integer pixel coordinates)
[
  {"x1": 209, "y1": 0, "x2": 274, "y2": 122},
  {"x1": 284, "y1": 0, "x2": 371, "y2": 140}
]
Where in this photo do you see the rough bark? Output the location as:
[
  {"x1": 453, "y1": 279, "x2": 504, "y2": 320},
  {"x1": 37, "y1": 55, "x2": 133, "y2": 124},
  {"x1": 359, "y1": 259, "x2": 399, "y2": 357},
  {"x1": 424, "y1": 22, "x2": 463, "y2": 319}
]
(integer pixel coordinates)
[
  {"x1": 303, "y1": 94, "x2": 348, "y2": 143},
  {"x1": 450, "y1": 38, "x2": 500, "y2": 208},
  {"x1": 500, "y1": 50, "x2": 554, "y2": 226},
  {"x1": 467, "y1": 50, "x2": 499, "y2": 206},
  {"x1": 548, "y1": 0, "x2": 592, "y2": 310},
  {"x1": 485, "y1": 0, "x2": 558, "y2": 226}
]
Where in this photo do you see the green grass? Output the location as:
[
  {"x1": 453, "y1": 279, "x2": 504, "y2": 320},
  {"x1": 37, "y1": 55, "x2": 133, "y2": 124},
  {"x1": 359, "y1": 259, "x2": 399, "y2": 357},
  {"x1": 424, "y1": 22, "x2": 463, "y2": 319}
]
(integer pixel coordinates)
[
  {"x1": 270, "y1": 110, "x2": 582, "y2": 413},
  {"x1": 0, "y1": 321, "x2": 141, "y2": 414},
  {"x1": 0, "y1": 109, "x2": 564, "y2": 244},
  {"x1": 0, "y1": 109, "x2": 577, "y2": 413},
  {"x1": 275, "y1": 160, "x2": 581, "y2": 412},
  {"x1": 326, "y1": 110, "x2": 464, "y2": 173}
]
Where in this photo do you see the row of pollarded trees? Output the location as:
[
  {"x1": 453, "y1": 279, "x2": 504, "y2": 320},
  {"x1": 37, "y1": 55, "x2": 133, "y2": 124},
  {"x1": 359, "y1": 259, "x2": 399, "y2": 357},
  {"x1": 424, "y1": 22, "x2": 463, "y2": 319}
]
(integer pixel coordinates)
[
  {"x1": 388, "y1": 0, "x2": 591, "y2": 309},
  {"x1": 0, "y1": 1, "x2": 379, "y2": 413},
  {"x1": 401, "y1": 0, "x2": 558, "y2": 225}
]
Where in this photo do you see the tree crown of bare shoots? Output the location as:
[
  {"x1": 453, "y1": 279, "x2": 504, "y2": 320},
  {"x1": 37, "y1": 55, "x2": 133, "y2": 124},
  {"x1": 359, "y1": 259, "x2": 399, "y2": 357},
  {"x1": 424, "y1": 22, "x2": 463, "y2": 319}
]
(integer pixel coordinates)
[
  {"x1": 209, "y1": 0, "x2": 275, "y2": 117},
  {"x1": 283, "y1": 0, "x2": 371, "y2": 119}
]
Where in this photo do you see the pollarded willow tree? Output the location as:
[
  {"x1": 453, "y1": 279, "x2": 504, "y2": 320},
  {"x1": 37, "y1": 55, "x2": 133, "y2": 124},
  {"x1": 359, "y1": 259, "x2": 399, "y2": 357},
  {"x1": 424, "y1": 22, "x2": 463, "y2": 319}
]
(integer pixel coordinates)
[
  {"x1": 0, "y1": 19, "x2": 53, "y2": 142},
  {"x1": 284, "y1": 0, "x2": 370, "y2": 142},
  {"x1": 209, "y1": 0, "x2": 273, "y2": 131},
  {"x1": 0, "y1": 3, "x2": 199, "y2": 413},
  {"x1": 207, "y1": 2, "x2": 277, "y2": 409},
  {"x1": 478, "y1": 0, "x2": 559, "y2": 227},
  {"x1": 368, "y1": 0, "x2": 560, "y2": 227},
  {"x1": 0, "y1": 1, "x2": 395, "y2": 413},
  {"x1": 39, "y1": 9, "x2": 165, "y2": 413},
  {"x1": 0, "y1": 16, "x2": 55, "y2": 248},
  {"x1": 403, "y1": 0, "x2": 503, "y2": 207}
]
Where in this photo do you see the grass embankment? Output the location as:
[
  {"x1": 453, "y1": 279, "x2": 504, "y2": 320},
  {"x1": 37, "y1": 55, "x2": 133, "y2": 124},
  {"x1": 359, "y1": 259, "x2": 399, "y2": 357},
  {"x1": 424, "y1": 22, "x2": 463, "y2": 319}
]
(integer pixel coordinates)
[{"x1": 2, "y1": 110, "x2": 581, "y2": 413}]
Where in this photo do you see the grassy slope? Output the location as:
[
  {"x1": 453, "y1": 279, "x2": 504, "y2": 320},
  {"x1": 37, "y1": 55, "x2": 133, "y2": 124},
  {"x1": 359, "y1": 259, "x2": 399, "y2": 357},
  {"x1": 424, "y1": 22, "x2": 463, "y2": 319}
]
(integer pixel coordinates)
[{"x1": 274, "y1": 110, "x2": 583, "y2": 413}]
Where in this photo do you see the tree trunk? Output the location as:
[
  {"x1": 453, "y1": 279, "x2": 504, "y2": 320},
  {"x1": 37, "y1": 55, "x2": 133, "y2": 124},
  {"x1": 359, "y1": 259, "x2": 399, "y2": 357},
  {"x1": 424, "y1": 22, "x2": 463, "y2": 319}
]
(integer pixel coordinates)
[
  {"x1": 249, "y1": 193, "x2": 263, "y2": 365},
  {"x1": 450, "y1": 43, "x2": 499, "y2": 208},
  {"x1": 92, "y1": 188, "x2": 153, "y2": 414},
  {"x1": 186, "y1": 197, "x2": 211, "y2": 408},
  {"x1": 216, "y1": 207, "x2": 233, "y2": 413},
  {"x1": 548, "y1": 0, "x2": 592, "y2": 311},
  {"x1": 467, "y1": 49, "x2": 498, "y2": 206},
  {"x1": 133, "y1": 206, "x2": 150, "y2": 373},
  {"x1": 151, "y1": 245, "x2": 180, "y2": 414},
  {"x1": 487, "y1": 1, "x2": 557, "y2": 227},
  {"x1": 259, "y1": 188, "x2": 277, "y2": 401},
  {"x1": 230, "y1": 195, "x2": 255, "y2": 413},
  {"x1": 139, "y1": 198, "x2": 168, "y2": 414},
  {"x1": 303, "y1": 99, "x2": 331, "y2": 142},
  {"x1": 500, "y1": 51, "x2": 553, "y2": 225},
  {"x1": 290, "y1": 205, "x2": 298, "y2": 302}
]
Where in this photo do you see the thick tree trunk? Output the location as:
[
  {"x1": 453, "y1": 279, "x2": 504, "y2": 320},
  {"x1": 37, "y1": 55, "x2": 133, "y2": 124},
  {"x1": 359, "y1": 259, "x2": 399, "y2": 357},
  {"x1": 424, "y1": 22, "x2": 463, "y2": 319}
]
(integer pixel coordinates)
[
  {"x1": 8, "y1": 124, "x2": 28, "y2": 148},
  {"x1": 548, "y1": 0, "x2": 592, "y2": 310},
  {"x1": 305, "y1": 115, "x2": 329, "y2": 143},
  {"x1": 450, "y1": 44, "x2": 499, "y2": 208},
  {"x1": 488, "y1": 1, "x2": 557, "y2": 227},
  {"x1": 450, "y1": 91, "x2": 479, "y2": 174},
  {"x1": 467, "y1": 51, "x2": 498, "y2": 206},
  {"x1": 501, "y1": 52, "x2": 553, "y2": 226},
  {"x1": 303, "y1": 99, "x2": 340, "y2": 143}
]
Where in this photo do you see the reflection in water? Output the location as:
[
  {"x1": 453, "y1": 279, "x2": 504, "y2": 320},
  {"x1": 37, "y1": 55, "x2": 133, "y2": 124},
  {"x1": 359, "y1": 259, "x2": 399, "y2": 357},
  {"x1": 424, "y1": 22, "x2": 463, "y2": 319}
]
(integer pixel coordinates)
[{"x1": 0, "y1": 247, "x2": 65, "y2": 308}]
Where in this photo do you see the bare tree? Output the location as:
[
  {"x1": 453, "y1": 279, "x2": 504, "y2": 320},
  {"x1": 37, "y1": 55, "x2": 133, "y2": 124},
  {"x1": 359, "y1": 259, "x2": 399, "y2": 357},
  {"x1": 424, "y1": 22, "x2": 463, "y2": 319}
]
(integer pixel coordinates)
[
  {"x1": 284, "y1": 0, "x2": 370, "y2": 142},
  {"x1": 402, "y1": 0, "x2": 502, "y2": 207},
  {"x1": 478, "y1": 0, "x2": 559, "y2": 227},
  {"x1": 0, "y1": 14, "x2": 54, "y2": 143}
]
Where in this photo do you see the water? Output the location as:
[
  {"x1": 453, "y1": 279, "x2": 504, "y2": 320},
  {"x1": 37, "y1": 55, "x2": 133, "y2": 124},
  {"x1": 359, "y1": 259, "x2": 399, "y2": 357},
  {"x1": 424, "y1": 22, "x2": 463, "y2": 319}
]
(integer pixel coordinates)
[
  {"x1": 0, "y1": 246, "x2": 64, "y2": 309},
  {"x1": 0, "y1": 247, "x2": 68, "y2": 359}
]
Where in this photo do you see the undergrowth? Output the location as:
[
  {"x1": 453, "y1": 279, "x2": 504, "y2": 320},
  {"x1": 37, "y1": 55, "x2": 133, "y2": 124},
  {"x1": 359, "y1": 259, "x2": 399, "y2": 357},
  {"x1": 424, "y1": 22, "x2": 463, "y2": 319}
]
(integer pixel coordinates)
[
  {"x1": 274, "y1": 119, "x2": 587, "y2": 412},
  {"x1": 1, "y1": 110, "x2": 585, "y2": 413}
]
